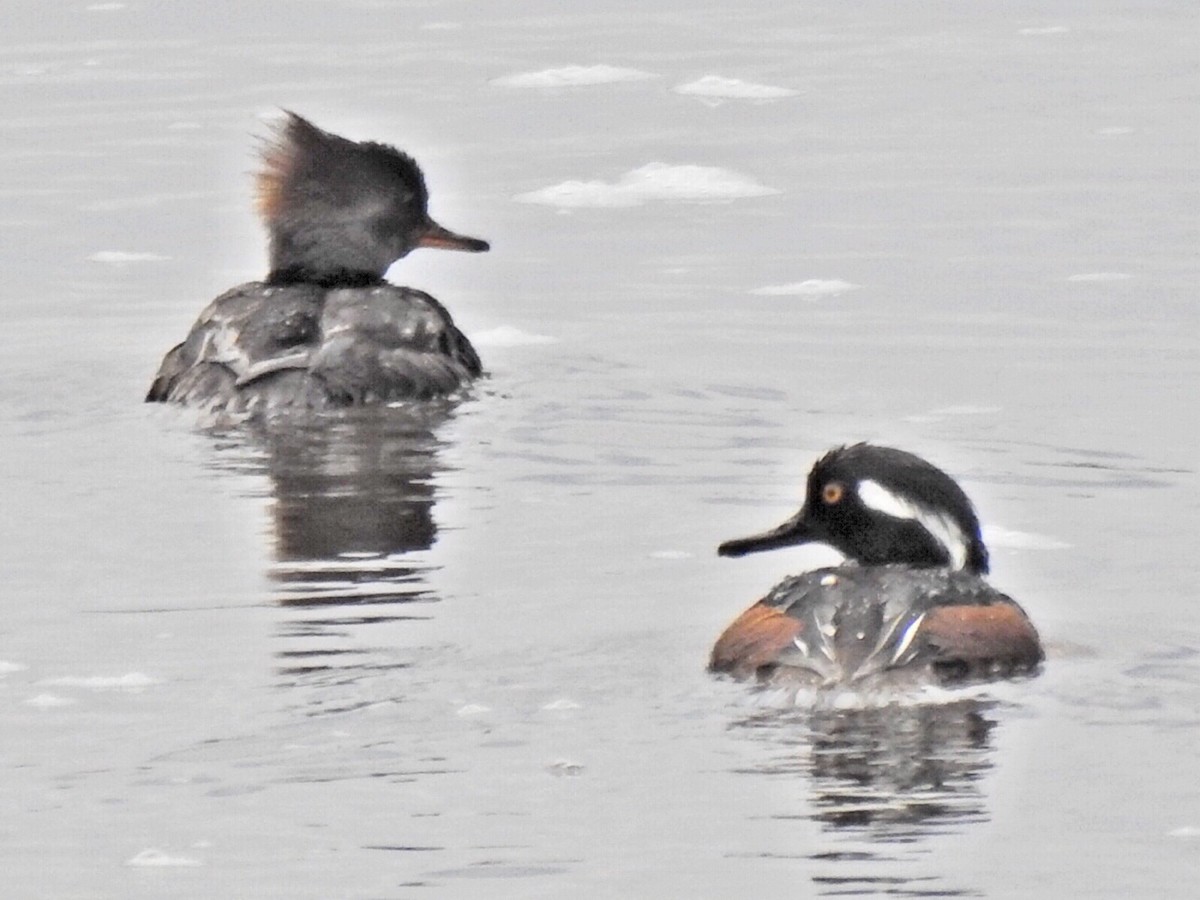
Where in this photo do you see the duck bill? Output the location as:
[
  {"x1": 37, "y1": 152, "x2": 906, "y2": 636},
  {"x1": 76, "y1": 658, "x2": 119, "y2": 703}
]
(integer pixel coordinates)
[
  {"x1": 417, "y1": 220, "x2": 490, "y2": 253},
  {"x1": 718, "y1": 510, "x2": 816, "y2": 558}
]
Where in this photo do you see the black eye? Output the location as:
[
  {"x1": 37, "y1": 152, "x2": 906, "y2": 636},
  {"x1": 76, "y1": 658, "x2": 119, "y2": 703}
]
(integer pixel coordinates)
[{"x1": 822, "y1": 482, "x2": 844, "y2": 505}]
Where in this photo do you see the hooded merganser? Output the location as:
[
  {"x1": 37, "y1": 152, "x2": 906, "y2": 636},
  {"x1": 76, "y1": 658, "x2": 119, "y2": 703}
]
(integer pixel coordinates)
[
  {"x1": 710, "y1": 444, "x2": 1043, "y2": 686},
  {"x1": 146, "y1": 112, "x2": 489, "y2": 412}
]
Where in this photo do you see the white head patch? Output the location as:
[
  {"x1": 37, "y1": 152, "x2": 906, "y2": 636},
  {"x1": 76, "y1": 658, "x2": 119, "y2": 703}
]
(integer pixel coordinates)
[{"x1": 856, "y1": 479, "x2": 970, "y2": 570}]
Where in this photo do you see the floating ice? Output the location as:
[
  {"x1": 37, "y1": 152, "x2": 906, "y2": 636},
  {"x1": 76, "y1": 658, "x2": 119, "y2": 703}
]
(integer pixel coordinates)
[
  {"x1": 25, "y1": 693, "x2": 74, "y2": 708},
  {"x1": 515, "y1": 162, "x2": 777, "y2": 209},
  {"x1": 493, "y1": 65, "x2": 656, "y2": 88},
  {"x1": 542, "y1": 698, "x2": 582, "y2": 710},
  {"x1": 1168, "y1": 826, "x2": 1200, "y2": 839},
  {"x1": 0, "y1": 660, "x2": 28, "y2": 674},
  {"x1": 471, "y1": 325, "x2": 558, "y2": 347},
  {"x1": 546, "y1": 759, "x2": 584, "y2": 776},
  {"x1": 984, "y1": 525, "x2": 1072, "y2": 551},
  {"x1": 649, "y1": 550, "x2": 693, "y2": 560},
  {"x1": 456, "y1": 703, "x2": 491, "y2": 716},
  {"x1": 750, "y1": 279, "x2": 859, "y2": 297},
  {"x1": 516, "y1": 180, "x2": 642, "y2": 209},
  {"x1": 674, "y1": 75, "x2": 798, "y2": 101},
  {"x1": 87, "y1": 250, "x2": 169, "y2": 264},
  {"x1": 1018, "y1": 26, "x2": 1069, "y2": 35},
  {"x1": 125, "y1": 849, "x2": 202, "y2": 868},
  {"x1": 903, "y1": 404, "x2": 1001, "y2": 424},
  {"x1": 43, "y1": 672, "x2": 158, "y2": 690},
  {"x1": 1065, "y1": 272, "x2": 1133, "y2": 282},
  {"x1": 929, "y1": 404, "x2": 1001, "y2": 416}
]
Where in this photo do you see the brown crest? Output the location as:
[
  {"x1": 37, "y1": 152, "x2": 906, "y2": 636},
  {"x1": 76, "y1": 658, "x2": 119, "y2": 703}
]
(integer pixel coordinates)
[{"x1": 255, "y1": 113, "x2": 306, "y2": 223}]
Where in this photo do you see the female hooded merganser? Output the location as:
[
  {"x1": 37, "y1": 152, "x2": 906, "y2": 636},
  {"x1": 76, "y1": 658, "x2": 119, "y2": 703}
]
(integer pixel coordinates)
[
  {"x1": 710, "y1": 444, "x2": 1043, "y2": 686},
  {"x1": 146, "y1": 112, "x2": 489, "y2": 413}
]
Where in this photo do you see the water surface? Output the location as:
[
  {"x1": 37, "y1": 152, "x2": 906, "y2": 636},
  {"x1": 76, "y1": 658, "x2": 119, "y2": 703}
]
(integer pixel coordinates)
[{"x1": 2, "y1": 2, "x2": 1197, "y2": 897}]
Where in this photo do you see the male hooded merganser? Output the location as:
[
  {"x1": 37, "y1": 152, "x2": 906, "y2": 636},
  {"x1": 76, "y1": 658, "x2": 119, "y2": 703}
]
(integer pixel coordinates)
[
  {"x1": 710, "y1": 444, "x2": 1043, "y2": 685},
  {"x1": 146, "y1": 112, "x2": 489, "y2": 412}
]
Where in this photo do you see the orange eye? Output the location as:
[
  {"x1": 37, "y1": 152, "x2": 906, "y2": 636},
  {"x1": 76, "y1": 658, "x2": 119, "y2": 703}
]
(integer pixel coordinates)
[{"x1": 822, "y1": 482, "x2": 844, "y2": 505}]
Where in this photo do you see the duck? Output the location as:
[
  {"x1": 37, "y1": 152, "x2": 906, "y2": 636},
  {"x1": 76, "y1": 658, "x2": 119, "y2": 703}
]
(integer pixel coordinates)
[
  {"x1": 710, "y1": 443, "x2": 1043, "y2": 686},
  {"x1": 146, "y1": 112, "x2": 489, "y2": 414}
]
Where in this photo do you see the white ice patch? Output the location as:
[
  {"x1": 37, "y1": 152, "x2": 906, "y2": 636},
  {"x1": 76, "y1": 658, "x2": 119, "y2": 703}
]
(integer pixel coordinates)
[
  {"x1": 515, "y1": 179, "x2": 642, "y2": 209},
  {"x1": 750, "y1": 279, "x2": 859, "y2": 297},
  {"x1": 42, "y1": 672, "x2": 158, "y2": 690},
  {"x1": 125, "y1": 849, "x2": 202, "y2": 868},
  {"x1": 0, "y1": 660, "x2": 28, "y2": 674},
  {"x1": 86, "y1": 250, "x2": 169, "y2": 264},
  {"x1": 25, "y1": 693, "x2": 74, "y2": 708},
  {"x1": 1065, "y1": 272, "x2": 1133, "y2": 282},
  {"x1": 984, "y1": 525, "x2": 1071, "y2": 551},
  {"x1": 470, "y1": 325, "x2": 557, "y2": 347},
  {"x1": 1018, "y1": 26, "x2": 1069, "y2": 35},
  {"x1": 857, "y1": 479, "x2": 970, "y2": 570},
  {"x1": 649, "y1": 550, "x2": 692, "y2": 560},
  {"x1": 904, "y1": 404, "x2": 1000, "y2": 424},
  {"x1": 492, "y1": 65, "x2": 656, "y2": 88},
  {"x1": 515, "y1": 162, "x2": 777, "y2": 209},
  {"x1": 673, "y1": 75, "x2": 798, "y2": 101},
  {"x1": 930, "y1": 404, "x2": 1000, "y2": 416}
]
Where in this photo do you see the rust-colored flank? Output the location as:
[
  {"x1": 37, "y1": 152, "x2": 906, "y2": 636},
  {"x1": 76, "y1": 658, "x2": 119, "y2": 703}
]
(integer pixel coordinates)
[
  {"x1": 709, "y1": 603, "x2": 803, "y2": 675},
  {"x1": 919, "y1": 603, "x2": 1042, "y2": 662}
]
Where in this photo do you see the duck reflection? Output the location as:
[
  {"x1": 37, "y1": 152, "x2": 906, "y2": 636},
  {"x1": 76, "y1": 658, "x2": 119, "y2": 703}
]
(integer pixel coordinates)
[
  {"x1": 732, "y1": 696, "x2": 999, "y2": 896},
  {"x1": 215, "y1": 405, "x2": 458, "y2": 685},
  {"x1": 259, "y1": 411, "x2": 445, "y2": 578},
  {"x1": 806, "y1": 699, "x2": 994, "y2": 831}
]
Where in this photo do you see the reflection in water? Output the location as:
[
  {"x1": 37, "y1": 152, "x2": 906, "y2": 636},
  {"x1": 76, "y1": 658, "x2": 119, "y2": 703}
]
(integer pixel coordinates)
[
  {"x1": 733, "y1": 697, "x2": 1000, "y2": 897},
  {"x1": 806, "y1": 701, "x2": 993, "y2": 833},
  {"x1": 210, "y1": 406, "x2": 458, "y2": 688}
]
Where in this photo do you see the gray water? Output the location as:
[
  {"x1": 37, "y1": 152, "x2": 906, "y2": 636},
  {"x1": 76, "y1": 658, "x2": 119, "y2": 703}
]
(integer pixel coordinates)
[{"x1": 2, "y1": 2, "x2": 1198, "y2": 897}]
